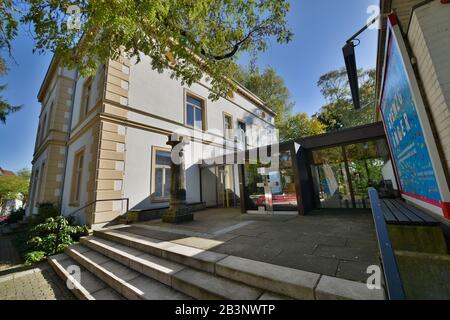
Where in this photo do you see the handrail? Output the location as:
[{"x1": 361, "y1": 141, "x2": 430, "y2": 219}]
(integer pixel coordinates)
[
  {"x1": 67, "y1": 198, "x2": 130, "y2": 225},
  {"x1": 368, "y1": 188, "x2": 406, "y2": 300}
]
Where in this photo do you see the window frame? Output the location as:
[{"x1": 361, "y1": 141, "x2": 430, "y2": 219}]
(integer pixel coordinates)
[
  {"x1": 150, "y1": 146, "x2": 172, "y2": 202},
  {"x1": 223, "y1": 112, "x2": 234, "y2": 140},
  {"x1": 237, "y1": 119, "x2": 247, "y2": 147},
  {"x1": 40, "y1": 113, "x2": 47, "y2": 144},
  {"x1": 80, "y1": 77, "x2": 92, "y2": 123},
  {"x1": 70, "y1": 147, "x2": 85, "y2": 207},
  {"x1": 184, "y1": 89, "x2": 207, "y2": 131}
]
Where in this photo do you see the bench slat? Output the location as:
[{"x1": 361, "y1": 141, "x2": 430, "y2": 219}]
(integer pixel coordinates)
[
  {"x1": 385, "y1": 199, "x2": 424, "y2": 224},
  {"x1": 380, "y1": 201, "x2": 398, "y2": 223},
  {"x1": 392, "y1": 199, "x2": 439, "y2": 226},
  {"x1": 382, "y1": 200, "x2": 412, "y2": 224}
]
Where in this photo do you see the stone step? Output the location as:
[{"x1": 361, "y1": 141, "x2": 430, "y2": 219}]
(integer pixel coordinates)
[
  {"x1": 172, "y1": 268, "x2": 263, "y2": 300},
  {"x1": 94, "y1": 229, "x2": 227, "y2": 273},
  {"x1": 93, "y1": 227, "x2": 385, "y2": 300},
  {"x1": 215, "y1": 256, "x2": 320, "y2": 300},
  {"x1": 81, "y1": 235, "x2": 269, "y2": 299},
  {"x1": 65, "y1": 244, "x2": 190, "y2": 300},
  {"x1": 80, "y1": 236, "x2": 186, "y2": 286},
  {"x1": 47, "y1": 252, "x2": 124, "y2": 300}
]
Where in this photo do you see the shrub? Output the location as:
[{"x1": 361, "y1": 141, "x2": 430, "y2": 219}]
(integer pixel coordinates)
[
  {"x1": 24, "y1": 216, "x2": 89, "y2": 264},
  {"x1": 24, "y1": 251, "x2": 46, "y2": 265}
]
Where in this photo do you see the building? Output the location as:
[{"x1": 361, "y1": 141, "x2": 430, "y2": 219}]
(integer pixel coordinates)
[
  {"x1": 375, "y1": 0, "x2": 450, "y2": 221},
  {"x1": 26, "y1": 53, "x2": 276, "y2": 227}
]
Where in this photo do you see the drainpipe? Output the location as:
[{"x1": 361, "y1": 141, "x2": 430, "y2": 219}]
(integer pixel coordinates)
[{"x1": 58, "y1": 69, "x2": 79, "y2": 214}]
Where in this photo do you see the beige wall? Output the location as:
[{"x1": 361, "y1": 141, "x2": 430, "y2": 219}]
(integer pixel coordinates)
[
  {"x1": 27, "y1": 67, "x2": 76, "y2": 216},
  {"x1": 407, "y1": 1, "x2": 450, "y2": 180}
]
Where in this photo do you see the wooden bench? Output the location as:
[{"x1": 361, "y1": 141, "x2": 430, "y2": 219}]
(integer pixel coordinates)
[
  {"x1": 380, "y1": 198, "x2": 439, "y2": 226},
  {"x1": 368, "y1": 188, "x2": 448, "y2": 300}
]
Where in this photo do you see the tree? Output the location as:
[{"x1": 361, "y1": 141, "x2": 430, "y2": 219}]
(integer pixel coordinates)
[
  {"x1": 314, "y1": 68, "x2": 375, "y2": 131},
  {"x1": 232, "y1": 64, "x2": 294, "y2": 126},
  {"x1": 0, "y1": 168, "x2": 30, "y2": 210},
  {"x1": 279, "y1": 113, "x2": 325, "y2": 141},
  {"x1": 22, "y1": 0, "x2": 293, "y2": 100},
  {"x1": 0, "y1": 0, "x2": 22, "y2": 124}
]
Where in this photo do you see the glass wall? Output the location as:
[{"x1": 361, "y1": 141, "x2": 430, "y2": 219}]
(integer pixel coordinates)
[
  {"x1": 311, "y1": 146, "x2": 352, "y2": 209},
  {"x1": 244, "y1": 149, "x2": 298, "y2": 213},
  {"x1": 311, "y1": 139, "x2": 396, "y2": 209}
]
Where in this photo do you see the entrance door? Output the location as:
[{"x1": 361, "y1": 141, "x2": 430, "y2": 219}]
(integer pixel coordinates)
[
  {"x1": 216, "y1": 165, "x2": 236, "y2": 208},
  {"x1": 244, "y1": 153, "x2": 298, "y2": 214}
]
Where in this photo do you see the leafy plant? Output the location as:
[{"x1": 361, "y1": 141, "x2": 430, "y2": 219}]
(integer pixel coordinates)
[
  {"x1": 24, "y1": 216, "x2": 89, "y2": 264},
  {"x1": 24, "y1": 251, "x2": 45, "y2": 265}
]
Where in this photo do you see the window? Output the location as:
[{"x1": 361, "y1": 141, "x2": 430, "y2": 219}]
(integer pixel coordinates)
[
  {"x1": 223, "y1": 113, "x2": 233, "y2": 139},
  {"x1": 40, "y1": 114, "x2": 47, "y2": 143},
  {"x1": 237, "y1": 120, "x2": 247, "y2": 147},
  {"x1": 80, "y1": 78, "x2": 92, "y2": 120},
  {"x1": 186, "y1": 94, "x2": 204, "y2": 130},
  {"x1": 70, "y1": 149, "x2": 85, "y2": 205},
  {"x1": 151, "y1": 147, "x2": 172, "y2": 201},
  {"x1": 46, "y1": 102, "x2": 53, "y2": 134}
]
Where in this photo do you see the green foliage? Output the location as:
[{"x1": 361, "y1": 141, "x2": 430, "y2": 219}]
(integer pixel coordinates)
[
  {"x1": 314, "y1": 68, "x2": 375, "y2": 131},
  {"x1": 25, "y1": 216, "x2": 89, "y2": 264},
  {"x1": 22, "y1": 0, "x2": 292, "y2": 101},
  {"x1": 279, "y1": 113, "x2": 326, "y2": 141},
  {"x1": 24, "y1": 251, "x2": 46, "y2": 265},
  {"x1": 232, "y1": 64, "x2": 293, "y2": 125},
  {"x1": 0, "y1": 1, "x2": 22, "y2": 124},
  {"x1": 0, "y1": 171, "x2": 30, "y2": 209}
]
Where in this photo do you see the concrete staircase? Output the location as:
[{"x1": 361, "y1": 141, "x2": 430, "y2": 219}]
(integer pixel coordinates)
[{"x1": 49, "y1": 226, "x2": 385, "y2": 300}]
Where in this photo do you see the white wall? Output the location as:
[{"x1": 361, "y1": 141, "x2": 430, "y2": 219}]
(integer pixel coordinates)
[
  {"x1": 123, "y1": 127, "x2": 209, "y2": 210},
  {"x1": 127, "y1": 54, "x2": 276, "y2": 148},
  {"x1": 61, "y1": 127, "x2": 95, "y2": 224}
]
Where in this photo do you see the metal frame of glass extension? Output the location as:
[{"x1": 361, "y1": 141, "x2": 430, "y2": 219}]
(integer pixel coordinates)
[
  {"x1": 238, "y1": 142, "x2": 304, "y2": 215},
  {"x1": 237, "y1": 122, "x2": 397, "y2": 215}
]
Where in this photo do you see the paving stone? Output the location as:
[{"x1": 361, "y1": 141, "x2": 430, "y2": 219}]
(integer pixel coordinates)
[
  {"x1": 314, "y1": 245, "x2": 379, "y2": 264},
  {"x1": 336, "y1": 260, "x2": 380, "y2": 283},
  {"x1": 172, "y1": 237, "x2": 224, "y2": 250},
  {"x1": 271, "y1": 252, "x2": 339, "y2": 277},
  {"x1": 315, "y1": 275, "x2": 385, "y2": 300}
]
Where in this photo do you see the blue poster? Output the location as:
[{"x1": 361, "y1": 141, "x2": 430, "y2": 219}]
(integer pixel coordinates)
[{"x1": 380, "y1": 33, "x2": 441, "y2": 202}]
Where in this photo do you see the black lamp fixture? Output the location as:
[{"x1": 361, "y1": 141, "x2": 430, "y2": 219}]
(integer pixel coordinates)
[{"x1": 343, "y1": 15, "x2": 380, "y2": 110}]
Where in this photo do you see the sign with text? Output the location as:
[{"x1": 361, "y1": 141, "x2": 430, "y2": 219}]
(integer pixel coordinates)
[{"x1": 380, "y1": 25, "x2": 441, "y2": 202}]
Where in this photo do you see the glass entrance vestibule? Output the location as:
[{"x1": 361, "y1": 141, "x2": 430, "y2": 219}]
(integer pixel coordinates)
[{"x1": 237, "y1": 122, "x2": 399, "y2": 215}]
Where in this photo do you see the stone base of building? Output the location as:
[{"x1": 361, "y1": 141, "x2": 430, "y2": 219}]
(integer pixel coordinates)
[{"x1": 162, "y1": 206, "x2": 194, "y2": 224}]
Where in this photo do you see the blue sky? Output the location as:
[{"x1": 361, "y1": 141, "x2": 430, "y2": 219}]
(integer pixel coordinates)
[{"x1": 0, "y1": 0, "x2": 379, "y2": 172}]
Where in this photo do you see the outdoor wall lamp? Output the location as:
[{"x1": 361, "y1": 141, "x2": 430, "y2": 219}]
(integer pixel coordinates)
[{"x1": 343, "y1": 15, "x2": 384, "y2": 110}]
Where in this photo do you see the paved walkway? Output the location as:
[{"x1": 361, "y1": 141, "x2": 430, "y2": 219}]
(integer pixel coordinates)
[
  {"x1": 0, "y1": 264, "x2": 75, "y2": 300},
  {"x1": 0, "y1": 236, "x2": 22, "y2": 272},
  {"x1": 136, "y1": 208, "x2": 380, "y2": 283},
  {"x1": 0, "y1": 234, "x2": 75, "y2": 300}
]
